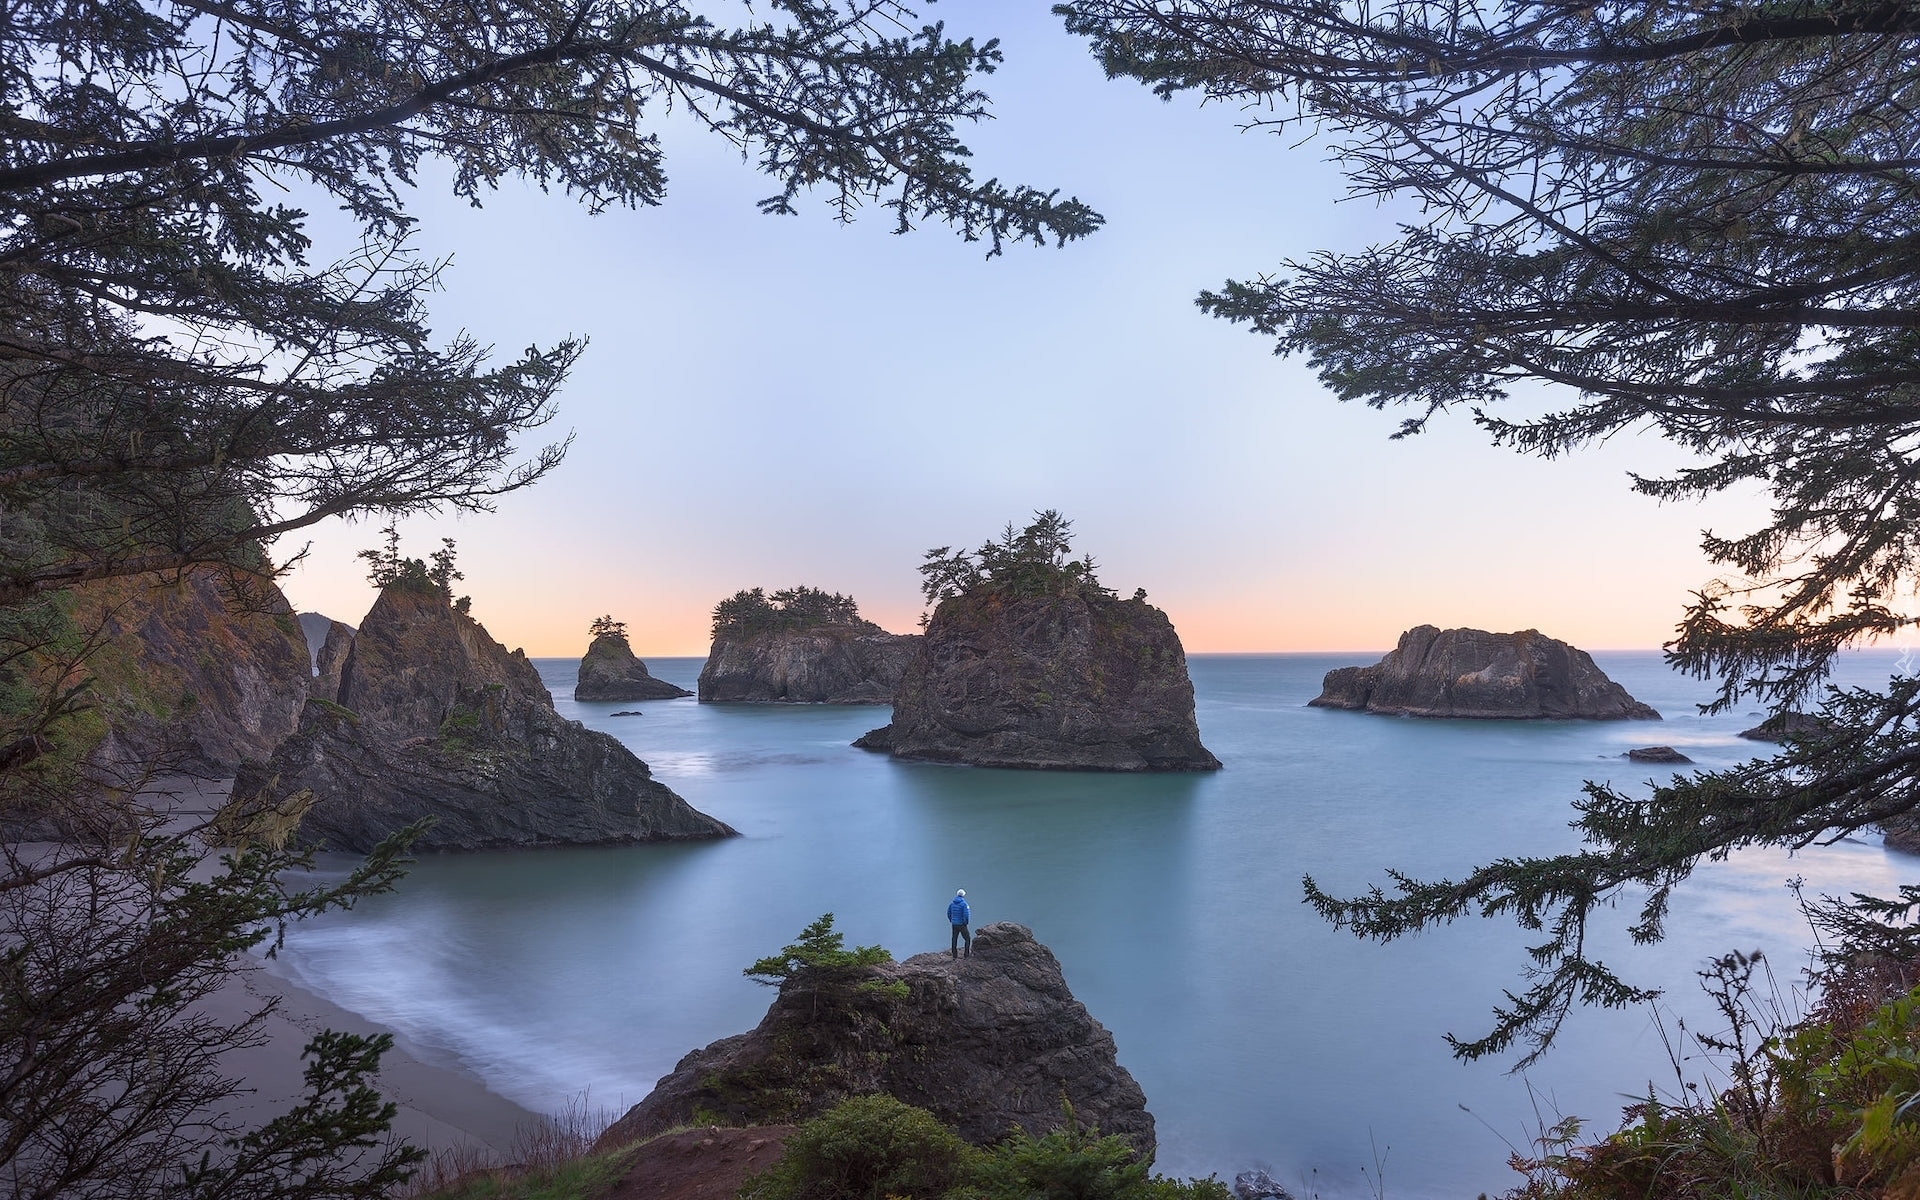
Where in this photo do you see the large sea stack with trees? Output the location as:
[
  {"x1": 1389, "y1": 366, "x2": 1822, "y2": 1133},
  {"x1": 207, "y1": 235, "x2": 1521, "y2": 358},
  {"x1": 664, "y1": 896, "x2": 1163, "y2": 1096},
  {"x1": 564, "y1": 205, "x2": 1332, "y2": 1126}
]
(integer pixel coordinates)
[
  {"x1": 856, "y1": 513, "x2": 1219, "y2": 771},
  {"x1": 698, "y1": 587, "x2": 919, "y2": 703}
]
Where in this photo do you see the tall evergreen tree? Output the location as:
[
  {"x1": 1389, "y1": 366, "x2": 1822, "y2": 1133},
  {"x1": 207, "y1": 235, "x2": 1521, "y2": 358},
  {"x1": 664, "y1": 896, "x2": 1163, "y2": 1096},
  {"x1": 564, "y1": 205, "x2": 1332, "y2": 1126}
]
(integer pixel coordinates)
[{"x1": 1056, "y1": 0, "x2": 1920, "y2": 1062}]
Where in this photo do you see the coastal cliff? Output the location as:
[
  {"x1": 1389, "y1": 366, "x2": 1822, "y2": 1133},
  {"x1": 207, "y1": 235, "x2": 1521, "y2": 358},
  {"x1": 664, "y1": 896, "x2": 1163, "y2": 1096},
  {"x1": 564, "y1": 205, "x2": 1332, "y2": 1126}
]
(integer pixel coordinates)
[
  {"x1": 698, "y1": 586, "x2": 917, "y2": 703},
  {"x1": 1310, "y1": 625, "x2": 1660, "y2": 720},
  {"x1": 598, "y1": 922, "x2": 1154, "y2": 1159},
  {"x1": 234, "y1": 581, "x2": 733, "y2": 852},
  {"x1": 76, "y1": 569, "x2": 313, "y2": 769},
  {"x1": 858, "y1": 590, "x2": 1218, "y2": 771},
  {"x1": 576, "y1": 627, "x2": 692, "y2": 702}
]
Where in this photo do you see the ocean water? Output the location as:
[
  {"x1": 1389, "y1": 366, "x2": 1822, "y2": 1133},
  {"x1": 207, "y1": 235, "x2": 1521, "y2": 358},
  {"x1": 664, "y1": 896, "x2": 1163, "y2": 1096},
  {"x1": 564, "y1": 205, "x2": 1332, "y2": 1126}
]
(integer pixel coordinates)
[{"x1": 268, "y1": 651, "x2": 1919, "y2": 1198}]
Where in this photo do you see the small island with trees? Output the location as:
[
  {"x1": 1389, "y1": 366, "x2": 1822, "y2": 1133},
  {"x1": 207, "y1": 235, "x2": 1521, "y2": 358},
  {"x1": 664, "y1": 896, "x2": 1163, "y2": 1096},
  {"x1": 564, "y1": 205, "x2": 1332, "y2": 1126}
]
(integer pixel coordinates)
[
  {"x1": 698, "y1": 586, "x2": 920, "y2": 703},
  {"x1": 856, "y1": 512, "x2": 1219, "y2": 771},
  {"x1": 576, "y1": 615, "x2": 693, "y2": 702}
]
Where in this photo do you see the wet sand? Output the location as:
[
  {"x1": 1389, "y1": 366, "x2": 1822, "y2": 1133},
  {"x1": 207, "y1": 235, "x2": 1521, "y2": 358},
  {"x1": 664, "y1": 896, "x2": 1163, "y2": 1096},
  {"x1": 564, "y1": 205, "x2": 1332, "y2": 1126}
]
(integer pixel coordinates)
[{"x1": 202, "y1": 956, "x2": 542, "y2": 1157}]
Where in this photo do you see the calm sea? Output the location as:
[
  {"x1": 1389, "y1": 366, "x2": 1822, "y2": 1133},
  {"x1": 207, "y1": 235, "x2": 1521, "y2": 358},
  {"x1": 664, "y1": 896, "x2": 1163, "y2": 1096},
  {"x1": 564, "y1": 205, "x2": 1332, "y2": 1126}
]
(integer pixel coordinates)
[{"x1": 268, "y1": 651, "x2": 1917, "y2": 1198}]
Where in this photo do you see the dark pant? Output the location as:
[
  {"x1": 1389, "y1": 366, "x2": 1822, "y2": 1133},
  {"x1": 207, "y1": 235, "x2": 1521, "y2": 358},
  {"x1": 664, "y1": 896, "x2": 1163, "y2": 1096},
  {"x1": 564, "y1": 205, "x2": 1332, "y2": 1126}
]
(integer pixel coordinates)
[{"x1": 951, "y1": 923, "x2": 971, "y2": 957}]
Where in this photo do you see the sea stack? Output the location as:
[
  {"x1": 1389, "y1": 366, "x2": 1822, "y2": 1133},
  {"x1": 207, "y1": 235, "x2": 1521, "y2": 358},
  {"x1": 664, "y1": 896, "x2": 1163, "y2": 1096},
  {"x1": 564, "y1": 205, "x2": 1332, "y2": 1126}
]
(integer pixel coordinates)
[
  {"x1": 596, "y1": 922, "x2": 1154, "y2": 1160},
  {"x1": 234, "y1": 574, "x2": 733, "y2": 852},
  {"x1": 575, "y1": 616, "x2": 692, "y2": 701},
  {"x1": 698, "y1": 586, "x2": 918, "y2": 703},
  {"x1": 1310, "y1": 625, "x2": 1659, "y2": 720},
  {"x1": 855, "y1": 512, "x2": 1219, "y2": 770}
]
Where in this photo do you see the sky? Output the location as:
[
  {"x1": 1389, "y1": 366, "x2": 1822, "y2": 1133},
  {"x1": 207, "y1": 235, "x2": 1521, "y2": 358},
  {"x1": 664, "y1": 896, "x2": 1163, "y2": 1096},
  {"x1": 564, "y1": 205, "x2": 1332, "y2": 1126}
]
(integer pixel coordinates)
[{"x1": 276, "y1": 1, "x2": 1765, "y2": 658}]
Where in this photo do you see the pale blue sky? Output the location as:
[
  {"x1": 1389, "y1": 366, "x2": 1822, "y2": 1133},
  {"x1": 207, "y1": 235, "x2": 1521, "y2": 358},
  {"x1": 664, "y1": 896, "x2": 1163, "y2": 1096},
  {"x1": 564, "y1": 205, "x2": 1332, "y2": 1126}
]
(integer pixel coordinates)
[{"x1": 278, "y1": 1, "x2": 1761, "y2": 656}]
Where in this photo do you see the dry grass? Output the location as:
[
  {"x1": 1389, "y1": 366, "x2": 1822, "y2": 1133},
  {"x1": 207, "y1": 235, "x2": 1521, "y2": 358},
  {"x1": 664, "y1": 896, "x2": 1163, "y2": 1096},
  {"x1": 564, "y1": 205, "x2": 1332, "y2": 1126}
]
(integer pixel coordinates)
[{"x1": 403, "y1": 1092, "x2": 623, "y2": 1198}]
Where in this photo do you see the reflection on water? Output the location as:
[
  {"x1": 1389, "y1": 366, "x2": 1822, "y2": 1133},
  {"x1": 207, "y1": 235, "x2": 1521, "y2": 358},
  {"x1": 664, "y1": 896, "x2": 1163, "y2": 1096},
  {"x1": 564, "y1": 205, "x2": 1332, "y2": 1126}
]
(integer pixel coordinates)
[{"x1": 271, "y1": 651, "x2": 1919, "y2": 1198}]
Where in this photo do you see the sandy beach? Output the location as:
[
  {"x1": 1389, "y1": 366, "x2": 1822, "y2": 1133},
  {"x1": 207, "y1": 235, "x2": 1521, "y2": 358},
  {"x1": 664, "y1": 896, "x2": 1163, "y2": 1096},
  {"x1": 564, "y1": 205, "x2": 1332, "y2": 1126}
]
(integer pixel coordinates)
[
  {"x1": 203, "y1": 955, "x2": 542, "y2": 1158},
  {"x1": 151, "y1": 773, "x2": 547, "y2": 1162}
]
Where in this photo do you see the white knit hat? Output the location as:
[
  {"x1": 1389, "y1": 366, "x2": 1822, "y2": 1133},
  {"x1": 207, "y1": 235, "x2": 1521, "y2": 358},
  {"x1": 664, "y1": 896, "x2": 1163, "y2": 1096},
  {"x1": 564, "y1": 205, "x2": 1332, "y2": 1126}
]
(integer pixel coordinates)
[{"x1": 956, "y1": 889, "x2": 966, "y2": 897}]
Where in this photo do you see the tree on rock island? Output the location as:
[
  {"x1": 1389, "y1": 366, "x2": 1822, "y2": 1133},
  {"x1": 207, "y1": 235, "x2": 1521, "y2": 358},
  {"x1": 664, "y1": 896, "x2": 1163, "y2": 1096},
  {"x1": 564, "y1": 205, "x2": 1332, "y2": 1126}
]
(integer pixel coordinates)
[
  {"x1": 867, "y1": 511, "x2": 1217, "y2": 771},
  {"x1": 919, "y1": 509, "x2": 1110, "y2": 610},
  {"x1": 0, "y1": 3, "x2": 1099, "y2": 1195},
  {"x1": 1058, "y1": 0, "x2": 1920, "y2": 1062}
]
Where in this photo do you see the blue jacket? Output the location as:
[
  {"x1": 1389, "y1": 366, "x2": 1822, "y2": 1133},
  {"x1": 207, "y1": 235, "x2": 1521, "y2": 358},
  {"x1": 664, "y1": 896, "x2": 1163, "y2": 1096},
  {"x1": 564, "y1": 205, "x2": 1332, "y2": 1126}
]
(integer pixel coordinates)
[{"x1": 947, "y1": 896, "x2": 971, "y2": 926}]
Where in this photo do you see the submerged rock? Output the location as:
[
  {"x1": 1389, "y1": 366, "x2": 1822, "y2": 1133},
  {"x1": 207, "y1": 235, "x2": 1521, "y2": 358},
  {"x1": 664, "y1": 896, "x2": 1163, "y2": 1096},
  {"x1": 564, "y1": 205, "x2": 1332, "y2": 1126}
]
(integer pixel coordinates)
[
  {"x1": 1310, "y1": 626, "x2": 1660, "y2": 720},
  {"x1": 598, "y1": 922, "x2": 1153, "y2": 1160},
  {"x1": 861, "y1": 591, "x2": 1219, "y2": 771},
  {"x1": 1627, "y1": 746, "x2": 1692, "y2": 763},
  {"x1": 1234, "y1": 1170, "x2": 1295, "y2": 1200},
  {"x1": 234, "y1": 583, "x2": 732, "y2": 853}
]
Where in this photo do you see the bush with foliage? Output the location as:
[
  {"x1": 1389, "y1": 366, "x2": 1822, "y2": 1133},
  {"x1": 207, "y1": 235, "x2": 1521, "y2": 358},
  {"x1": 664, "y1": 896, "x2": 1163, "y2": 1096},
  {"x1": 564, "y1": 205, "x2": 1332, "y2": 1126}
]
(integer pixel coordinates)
[
  {"x1": 919, "y1": 511, "x2": 1115, "y2": 609},
  {"x1": 1508, "y1": 955, "x2": 1920, "y2": 1200},
  {"x1": 358, "y1": 525, "x2": 471, "y2": 612},
  {"x1": 742, "y1": 1095, "x2": 977, "y2": 1200},
  {"x1": 744, "y1": 913, "x2": 901, "y2": 999},
  {"x1": 743, "y1": 1095, "x2": 1230, "y2": 1200},
  {"x1": 712, "y1": 588, "x2": 872, "y2": 639}
]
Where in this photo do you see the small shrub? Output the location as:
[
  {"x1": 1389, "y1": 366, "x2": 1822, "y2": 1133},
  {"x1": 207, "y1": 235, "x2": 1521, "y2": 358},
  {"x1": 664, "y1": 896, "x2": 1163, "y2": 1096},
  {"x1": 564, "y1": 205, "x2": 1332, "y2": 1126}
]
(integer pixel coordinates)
[
  {"x1": 740, "y1": 1094, "x2": 977, "y2": 1200},
  {"x1": 960, "y1": 1102, "x2": 1229, "y2": 1200},
  {"x1": 745, "y1": 914, "x2": 893, "y2": 987},
  {"x1": 311, "y1": 697, "x2": 361, "y2": 722},
  {"x1": 437, "y1": 704, "x2": 483, "y2": 747}
]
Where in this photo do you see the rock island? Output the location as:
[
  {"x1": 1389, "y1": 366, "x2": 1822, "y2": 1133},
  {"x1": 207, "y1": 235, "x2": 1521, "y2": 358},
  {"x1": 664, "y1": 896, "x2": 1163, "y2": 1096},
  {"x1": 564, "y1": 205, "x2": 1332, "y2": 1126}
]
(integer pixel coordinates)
[
  {"x1": 856, "y1": 512, "x2": 1220, "y2": 770},
  {"x1": 1311, "y1": 625, "x2": 1660, "y2": 720},
  {"x1": 699, "y1": 586, "x2": 918, "y2": 703},
  {"x1": 575, "y1": 614, "x2": 693, "y2": 701}
]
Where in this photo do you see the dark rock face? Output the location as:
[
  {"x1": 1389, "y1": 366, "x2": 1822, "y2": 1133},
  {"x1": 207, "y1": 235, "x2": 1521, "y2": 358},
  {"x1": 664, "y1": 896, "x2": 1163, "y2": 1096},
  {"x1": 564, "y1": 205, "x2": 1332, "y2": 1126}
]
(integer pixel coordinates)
[
  {"x1": 78, "y1": 570, "x2": 313, "y2": 769},
  {"x1": 598, "y1": 923, "x2": 1153, "y2": 1160},
  {"x1": 698, "y1": 627, "x2": 918, "y2": 703},
  {"x1": 297, "y1": 612, "x2": 334, "y2": 670},
  {"x1": 234, "y1": 584, "x2": 733, "y2": 853},
  {"x1": 1739, "y1": 712, "x2": 1826, "y2": 742},
  {"x1": 576, "y1": 633, "x2": 692, "y2": 701},
  {"x1": 859, "y1": 593, "x2": 1218, "y2": 771},
  {"x1": 1883, "y1": 812, "x2": 1920, "y2": 855},
  {"x1": 1310, "y1": 626, "x2": 1660, "y2": 720},
  {"x1": 1627, "y1": 745, "x2": 1692, "y2": 763},
  {"x1": 312, "y1": 619, "x2": 354, "y2": 701}
]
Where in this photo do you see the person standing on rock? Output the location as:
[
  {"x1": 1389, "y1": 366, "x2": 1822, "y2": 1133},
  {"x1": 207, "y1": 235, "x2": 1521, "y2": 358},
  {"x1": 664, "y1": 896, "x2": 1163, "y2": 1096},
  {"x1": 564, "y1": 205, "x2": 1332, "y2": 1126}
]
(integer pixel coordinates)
[{"x1": 948, "y1": 889, "x2": 971, "y2": 959}]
